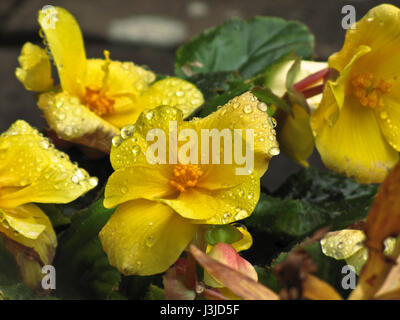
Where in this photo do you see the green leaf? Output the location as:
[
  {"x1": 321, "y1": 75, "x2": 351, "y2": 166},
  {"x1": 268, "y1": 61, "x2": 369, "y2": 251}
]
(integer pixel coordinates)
[
  {"x1": 175, "y1": 16, "x2": 314, "y2": 79},
  {"x1": 205, "y1": 225, "x2": 243, "y2": 246},
  {"x1": 53, "y1": 197, "x2": 121, "y2": 299},
  {"x1": 198, "y1": 82, "x2": 252, "y2": 118},
  {"x1": 36, "y1": 204, "x2": 70, "y2": 229},
  {"x1": 186, "y1": 71, "x2": 243, "y2": 101},
  {"x1": 245, "y1": 167, "x2": 377, "y2": 247},
  {"x1": 254, "y1": 265, "x2": 282, "y2": 294},
  {"x1": 145, "y1": 284, "x2": 165, "y2": 300},
  {"x1": 184, "y1": 71, "x2": 251, "y2": 118},
  {"x1": 118, "y1": 274, "x2": 163, "y2": 300}
]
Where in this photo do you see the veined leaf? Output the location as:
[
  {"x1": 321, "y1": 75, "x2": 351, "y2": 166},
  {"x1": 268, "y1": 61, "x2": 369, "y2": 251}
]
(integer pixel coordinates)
[{"x1": 175, "y1": 16, "x2": 314, "y2": 79}]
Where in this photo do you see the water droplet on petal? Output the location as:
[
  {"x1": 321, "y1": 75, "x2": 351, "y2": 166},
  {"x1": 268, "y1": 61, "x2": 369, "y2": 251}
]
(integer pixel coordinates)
[
  {"x1": 268, "y1": 147, "x2": 280, "y2": 156},
  {"x1": 112, "y1": 135, "x2": 123, "y2": 147}
]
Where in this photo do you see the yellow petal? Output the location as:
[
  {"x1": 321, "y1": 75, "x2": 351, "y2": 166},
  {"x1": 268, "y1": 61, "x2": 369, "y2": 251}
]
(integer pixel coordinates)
[
  {"x1": 138, "y1": 77, "x2": 204, "y2": 119},
  {"x1": 196, "y1": 164, "x2": 248, "y2": 190},
  {"x1": 0, "y1": 120, "x2": 97, "y2": 208},
  {"x1": 85, "y1": 59, "x2": 155, "y2": 96},
  {"x1": 329, "y1": 45, "x2": 371, "y2": 111},
  {"x1": 84, "y1": 59, "x2": 156, "y2": 128},
  {"x1": 189, "y1": 92, "x2": 280, "y2": 178},
  {"x1": 377, "y1": 84, "x2": 400, "y2": 152},
  {"x1": 104, "y1": 165, "x2": 176, "y2": 208},
  {"x1": 159, "y1": 189, "x2": 221, "y2": 220},
  {"x1": 276, "y1": 104, "x2": 314, "y2": 167},
  {"x1": 311, "y1": 86, "x2": 398, "y2": 184},
  {"x1": 329, "y1": 4, "x2": 400, "y2": 77},
  {"x1": 0, "y1": 204, "x2": 56, "y2": 265},
  {"x1": 37, "y1": 91, "x2": 119, "y2": 153},
  {"x1": 109, "y1": 105, "x2": 184, "y2": 170},
  {"x1": 201, "y1": 172, "x2": 260, "y2": 225},
  {"x1": 99, "y1": 199, "x2": 197, "y2": 275},
  {"x1": 232, "y1": 225, "x2": 253, "y2": 252},
  {"x1": 38, "y1": 6, "x2": 87, "y2": 96},
  {"x1": 15, "y1": 42, "x2": 53, "y2": 92}
]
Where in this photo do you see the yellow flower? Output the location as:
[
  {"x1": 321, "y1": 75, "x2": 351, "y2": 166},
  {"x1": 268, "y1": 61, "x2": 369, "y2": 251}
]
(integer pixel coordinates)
[
  {"x1": 99, "y1": 92, "x2": 279, "y2": 276},
  {"x1": 311, "y1": 4, "x2": 400, "y2": 183},
  {"x1": 0, "y1": 120, "x2": 97, "y2": 292},
  {"x1": 16, "y1": 6, "x2": 204, "y2": 153}
]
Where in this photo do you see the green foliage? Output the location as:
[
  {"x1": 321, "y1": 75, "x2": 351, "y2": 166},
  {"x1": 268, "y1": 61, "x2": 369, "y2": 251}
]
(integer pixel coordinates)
[
  {"x1": 246, "y1": 167, "x2": 376, "y2": 241},
  {"x1": 145, "y1": 284, "x2": 165, "y2": 300},
  {"x1": 53, "y1": 197, "x2": 121, "y2": 299},
  {"x1": 243, "y1": 167, "x2": 377, "y2": 266},
  {"x1": 175, "y1": 16, "x2": 314, "y2": 79}
]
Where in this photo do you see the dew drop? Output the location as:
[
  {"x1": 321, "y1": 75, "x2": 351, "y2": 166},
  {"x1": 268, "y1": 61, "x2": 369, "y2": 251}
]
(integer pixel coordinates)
[
  {"x1": 257, "y1": 102, "x2": 268, "y2": 112},
  {"x1": 244, "y1": 105, "x2": 253, "y2": 114},
  {"x1": 268, "y1": 147, "x2": 280, "y2": 156},
  {"x1": 235, "y1": 209, "x2": 248, "y2": 220},
  {"x1": 121, "y1": 124, "x2": 135, "y2": 139},
  {"x1": 145, "y1": 235, "x2": 156, "y2": 247},
  {"x1": 145, "y1": 110, "x2": 155, "y2": 120},
  {"x1": 112, "y1": 135, "x2": 123, "y2": 147}
]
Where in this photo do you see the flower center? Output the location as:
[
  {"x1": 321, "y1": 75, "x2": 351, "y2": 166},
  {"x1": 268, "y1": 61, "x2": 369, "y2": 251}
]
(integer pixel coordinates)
[
  {"x1": 83, "y1": 86, "x2": 115, "y2": 116},
  {"x1": 82, "y1": 50, "x2": 115, "y2": 116},
  {"x1": 351, "y1": 72, "x2": 391, "y2": 109},
  {"x1": 169, "y1": 164, "x2": 204, "y2": 192}
]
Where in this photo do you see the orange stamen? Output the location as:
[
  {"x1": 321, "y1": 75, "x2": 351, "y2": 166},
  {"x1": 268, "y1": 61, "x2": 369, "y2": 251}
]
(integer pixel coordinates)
[{"x1": 169, "y1": 164, "x2": 204, "y2": 192}]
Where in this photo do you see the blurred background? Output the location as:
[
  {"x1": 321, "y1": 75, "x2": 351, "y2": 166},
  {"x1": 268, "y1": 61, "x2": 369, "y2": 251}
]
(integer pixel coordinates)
[{"x1": 0, "y1": 0, "x2": 397, "y2": 188}]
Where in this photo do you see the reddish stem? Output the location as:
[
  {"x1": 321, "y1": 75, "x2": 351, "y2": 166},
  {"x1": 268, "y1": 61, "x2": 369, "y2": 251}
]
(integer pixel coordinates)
[
  {"x1": 184, "y1": 252, "x2": 197, "y2": 290},
  {"x1": 293, "y1": 68, "x2": 330, "y2": 92},
  {"x1": 300, "y1": 84, "x2": 325, "y2": 99}
]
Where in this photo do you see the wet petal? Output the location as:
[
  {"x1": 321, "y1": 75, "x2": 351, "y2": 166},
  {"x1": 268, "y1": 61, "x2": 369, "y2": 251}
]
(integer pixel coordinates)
[
  {"x1": 99, "y1": 199, "x2": 197, "y2": 275},
  {"x1": 84, "y1": 59, "x2": 156, "y2": 128},
  {"x1": 38, "y1": 91, "x2": 119, "y2": 153},
  {"x1": 377, "y1": 85, "x2": 400, "y2": 152},
  {"x1": 15, "y1": 42, "x2": 53, "y2": 92},
  {"x1": 201, "y1": 172, "x2": 260, "y2": 225},
  {"x1": 189, "y1": 92, "x2": 280, "y2": 178},
  {"x1": 104, "y1": 165, "x2": 175, "y2": 208},
  {"x1": 329, "y1": 4, "x2": 400, "y2": 78},
  {"x1": 138, "y1": 77, "x2": 204, "y2": 119},
  {"x1": 0, "y1": 204, "x2": 56, "y2": 265},
  {"x1": 109, "y1": 105, "x2": 184, "y2": 170},
  {"x1": 311, "y1": 87, "x2": 398, "y2": 183},
  {"x1": 0, "y1": 120, "x2": 97, "y2": 208},
  {"x1": 38, "y1": 6, "x2": 87, "y2": 96},
  {"x1": 159, "y1": 189, "x2": 221, "y2": 220}
]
